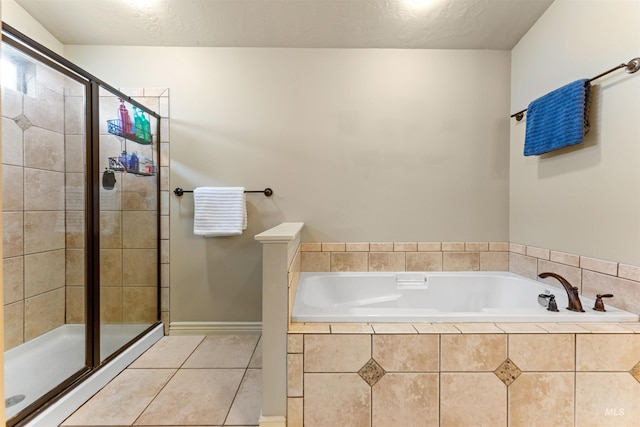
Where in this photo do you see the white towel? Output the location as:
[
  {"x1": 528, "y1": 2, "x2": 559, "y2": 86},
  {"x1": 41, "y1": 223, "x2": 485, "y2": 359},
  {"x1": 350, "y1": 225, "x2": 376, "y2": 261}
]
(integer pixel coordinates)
[{"x1": 193, "y1": 187, "x2": 247, "y2": 236}]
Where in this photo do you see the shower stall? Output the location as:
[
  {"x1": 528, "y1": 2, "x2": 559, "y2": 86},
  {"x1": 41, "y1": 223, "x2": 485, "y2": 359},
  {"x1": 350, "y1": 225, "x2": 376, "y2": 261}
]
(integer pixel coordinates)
[{"x1": 2, "y1": 25, "x2": 162, "y2": 426}]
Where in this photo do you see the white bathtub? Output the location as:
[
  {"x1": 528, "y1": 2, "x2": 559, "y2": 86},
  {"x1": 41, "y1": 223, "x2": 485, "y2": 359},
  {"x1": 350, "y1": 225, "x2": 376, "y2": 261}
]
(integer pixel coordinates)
[{"x1": 292, "y1": 271, "x2": 640, "y2": 323}]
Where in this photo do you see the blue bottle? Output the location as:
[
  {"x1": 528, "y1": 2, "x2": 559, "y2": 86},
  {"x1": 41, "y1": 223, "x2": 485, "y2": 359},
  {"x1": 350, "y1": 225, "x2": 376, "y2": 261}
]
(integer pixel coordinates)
[{"x1": 129, "y1": 152, "x2": 138, "y2": 173}]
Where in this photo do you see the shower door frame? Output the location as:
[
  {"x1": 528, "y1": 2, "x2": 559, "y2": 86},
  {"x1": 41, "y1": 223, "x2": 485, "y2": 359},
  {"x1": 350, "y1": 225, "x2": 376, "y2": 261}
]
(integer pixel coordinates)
[{"x1": 2, "y1": 24, "x2": 162, "y2": 427}]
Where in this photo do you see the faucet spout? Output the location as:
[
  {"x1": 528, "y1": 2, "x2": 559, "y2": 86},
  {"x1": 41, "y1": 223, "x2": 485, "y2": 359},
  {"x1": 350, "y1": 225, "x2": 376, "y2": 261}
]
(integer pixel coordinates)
[{"x1": 538, "y1": 272, "x2": 585, "y2": 312}]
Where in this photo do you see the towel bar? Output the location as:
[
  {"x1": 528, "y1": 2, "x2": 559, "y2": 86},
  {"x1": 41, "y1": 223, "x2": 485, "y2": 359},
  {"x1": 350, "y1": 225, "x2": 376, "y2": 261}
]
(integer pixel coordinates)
[
  {"x1": 510, "y1": 56, "x2": 640, "y2": 121},
  {"x1": 174, "y1": 187, "x2": 273, "y2": 197}
]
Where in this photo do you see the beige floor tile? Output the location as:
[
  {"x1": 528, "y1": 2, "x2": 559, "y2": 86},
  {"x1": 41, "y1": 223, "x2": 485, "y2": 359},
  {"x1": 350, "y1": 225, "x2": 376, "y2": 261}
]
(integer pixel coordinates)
[
  {"x1": 248, "y1": 336, "x2": 262, "y2": 368},
  {"x1": 373, "y1": 373, "x2": 439, "y2": 427},
  {"x1": 225, "y1": 369, "x2": 262, "y2": 425},
  {"x1": 183, "y1": 335, "x2": 259, "y2": 368},
  {"x1": 129, "y1": 335, "x2": 205, "y2": 368},
  {"x1": 134, "y1": 368, "x2": 244, "y2": 425},
  {"x1": 61, "y1": 369, "x2": 176, "y2": 426}
]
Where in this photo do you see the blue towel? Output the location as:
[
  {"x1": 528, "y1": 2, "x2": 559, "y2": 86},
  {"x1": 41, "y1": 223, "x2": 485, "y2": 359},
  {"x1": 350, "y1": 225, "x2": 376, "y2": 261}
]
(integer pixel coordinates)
[{"x1": 524, "y1": 79, "x2": 591, "y2": 156}]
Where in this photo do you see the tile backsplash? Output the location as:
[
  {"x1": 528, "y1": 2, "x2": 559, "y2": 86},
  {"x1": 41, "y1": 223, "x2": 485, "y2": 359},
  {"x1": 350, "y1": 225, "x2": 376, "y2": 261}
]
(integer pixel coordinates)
[{"x1": 297, "y1": 240, "x2": 640, "y2": 316}]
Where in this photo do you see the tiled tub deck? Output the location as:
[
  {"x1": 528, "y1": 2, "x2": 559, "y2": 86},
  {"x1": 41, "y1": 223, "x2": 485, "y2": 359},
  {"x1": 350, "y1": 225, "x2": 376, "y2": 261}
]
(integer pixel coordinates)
[
  {"x1": 287, "y1": 322, "x2": 640, "y2": 427},
  {"x1": 285, "y1": 241, "x2": 640, "y2": 427}
]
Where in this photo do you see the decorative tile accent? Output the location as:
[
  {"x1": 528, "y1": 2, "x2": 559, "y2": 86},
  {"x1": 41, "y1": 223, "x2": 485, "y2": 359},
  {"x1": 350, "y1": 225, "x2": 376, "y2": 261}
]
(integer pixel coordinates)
[
  {"x1": 494, "y1": 358, "x2": 521, "y2": 386},
  {"x1": 629, "y1": 361, "x2": 640, "y2": 383},
  {"x1": 13, "y1": 113, "x2": 32, "y2": 130},
  {"x1": 358, "y1": 358, "x2": 385, "y2": 387}
]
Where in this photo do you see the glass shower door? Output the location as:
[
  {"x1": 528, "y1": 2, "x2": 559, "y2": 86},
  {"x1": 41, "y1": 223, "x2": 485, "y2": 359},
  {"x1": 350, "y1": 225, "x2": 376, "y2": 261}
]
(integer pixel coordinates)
[
  {"x1": 2, "y1": 40, "x2": 89, "y2": 420},
  {"x1": 98, "y1": 90, "x2": 159, "y2": 362}
]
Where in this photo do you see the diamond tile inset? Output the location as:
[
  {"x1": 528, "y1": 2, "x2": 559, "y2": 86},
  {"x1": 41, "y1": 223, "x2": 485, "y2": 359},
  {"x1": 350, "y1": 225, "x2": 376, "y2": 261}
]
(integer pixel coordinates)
[
  {"x1": 630, "y1": 361, "x2": 640, "y2": 384},
  {"x1": 13, "y1": 114, "x2": 32, "y2": 131},
  {"x1": 358, "y1": 358, "x2": 385, "y2": 387},
  {"x1": 494, "y1": 358, "x2": 521, "y2": 386}
]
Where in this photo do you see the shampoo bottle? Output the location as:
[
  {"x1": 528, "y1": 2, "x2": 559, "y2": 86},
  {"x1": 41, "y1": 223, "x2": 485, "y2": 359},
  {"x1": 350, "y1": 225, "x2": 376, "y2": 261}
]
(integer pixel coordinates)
[
  {"x1": 141, "y1": 113, "x2": 151, "y2": 143},
  {"x1": 132, "y1": 106, "x2": 142, "y2": 141},
  {"x1": 118, "y1": 99, "x2": 131, "y2": 135}
]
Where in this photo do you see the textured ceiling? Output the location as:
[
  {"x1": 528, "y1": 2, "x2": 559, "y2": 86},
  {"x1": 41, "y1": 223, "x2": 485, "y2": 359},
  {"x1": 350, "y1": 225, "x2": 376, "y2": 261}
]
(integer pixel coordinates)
[{"x1": 14, "y1": 0, "x2": 554, "y2": 49}]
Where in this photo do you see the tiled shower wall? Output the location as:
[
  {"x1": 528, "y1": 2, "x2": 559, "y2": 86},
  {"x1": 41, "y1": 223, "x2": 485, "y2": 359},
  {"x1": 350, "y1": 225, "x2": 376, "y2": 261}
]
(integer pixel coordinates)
[
  {"x1": 2, "y1": 81, "x2": 171, "y2": 349},
  {"x1": 2, "y1": 64, "x2": 83, "y2": 350},
  {"x1": 95, "y1": 88, "x2": 167, "y2": 326},
  {"x1": 289, "y1": 241, "x2": 640, "y2": 426}
]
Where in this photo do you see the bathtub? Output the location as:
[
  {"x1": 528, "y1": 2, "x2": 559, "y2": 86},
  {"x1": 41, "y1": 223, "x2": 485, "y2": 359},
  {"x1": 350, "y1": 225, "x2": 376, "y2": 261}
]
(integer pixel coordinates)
[{"x1": 292, "y1": 271, "x2": 640, "y2": 323}]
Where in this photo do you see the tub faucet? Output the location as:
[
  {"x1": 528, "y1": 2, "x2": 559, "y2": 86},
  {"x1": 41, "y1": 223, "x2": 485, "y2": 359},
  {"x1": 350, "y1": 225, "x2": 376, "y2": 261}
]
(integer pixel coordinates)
[{"x1": 538, "y1": 272, "x2": 585, "y2": 312}]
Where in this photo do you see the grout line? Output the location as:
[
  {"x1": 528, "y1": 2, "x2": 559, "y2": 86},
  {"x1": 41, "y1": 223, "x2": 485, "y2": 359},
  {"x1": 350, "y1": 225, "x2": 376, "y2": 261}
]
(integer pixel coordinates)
[{"x1": 129, "y1": 366, "x2": 181, "y2": 427}]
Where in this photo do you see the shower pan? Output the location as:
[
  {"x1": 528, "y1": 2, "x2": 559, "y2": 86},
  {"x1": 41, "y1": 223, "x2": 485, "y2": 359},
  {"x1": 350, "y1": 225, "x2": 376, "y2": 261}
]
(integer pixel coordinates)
[{"x1": 2, "y1": 24, "x2": 162, "y2": 426}]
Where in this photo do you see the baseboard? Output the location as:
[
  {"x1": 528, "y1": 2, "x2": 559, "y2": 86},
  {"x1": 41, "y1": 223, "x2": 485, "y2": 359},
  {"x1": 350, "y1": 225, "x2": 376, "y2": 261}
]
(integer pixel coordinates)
[
  {"x1": 259, "y1": 415, "x2": 287, "y2": 427},
  {"x1": 169, "y1": 321, "x2": 262, "y2": 335}
]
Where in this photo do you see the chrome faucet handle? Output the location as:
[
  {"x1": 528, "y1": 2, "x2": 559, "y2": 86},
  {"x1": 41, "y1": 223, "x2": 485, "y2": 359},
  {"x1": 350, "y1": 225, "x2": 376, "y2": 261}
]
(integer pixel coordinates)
[{"x1": 593, "y1": 294, "x2": 613, "y2": 312}]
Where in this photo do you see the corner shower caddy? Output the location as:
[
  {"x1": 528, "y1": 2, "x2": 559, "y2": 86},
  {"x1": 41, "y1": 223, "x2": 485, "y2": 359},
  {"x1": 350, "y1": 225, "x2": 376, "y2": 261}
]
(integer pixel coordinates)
[{"x1": 107, "y1": 118, "x2": 156, "y2": 176}]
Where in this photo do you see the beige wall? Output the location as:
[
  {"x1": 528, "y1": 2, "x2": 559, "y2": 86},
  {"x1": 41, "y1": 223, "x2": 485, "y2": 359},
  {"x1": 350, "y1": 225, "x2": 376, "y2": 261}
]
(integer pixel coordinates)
[
  {"x1": 510, "y1": 0, "x2": 640, "y2": 266},
  {"x1": 62, "y1": 46, "x2": 511, "y2": 322}
]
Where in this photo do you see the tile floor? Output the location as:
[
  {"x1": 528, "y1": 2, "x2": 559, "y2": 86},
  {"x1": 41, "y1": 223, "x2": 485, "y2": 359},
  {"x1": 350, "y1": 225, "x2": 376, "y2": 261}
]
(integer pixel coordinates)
[{"x1": 61, "y1": 335, "x2": 262, "y2": 427}]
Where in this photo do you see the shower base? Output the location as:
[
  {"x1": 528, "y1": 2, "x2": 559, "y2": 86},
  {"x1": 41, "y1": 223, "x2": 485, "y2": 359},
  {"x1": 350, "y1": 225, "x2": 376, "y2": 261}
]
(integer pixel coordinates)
[{"x1": 4, "y1": 323, "x2": 162, "y2": 424}]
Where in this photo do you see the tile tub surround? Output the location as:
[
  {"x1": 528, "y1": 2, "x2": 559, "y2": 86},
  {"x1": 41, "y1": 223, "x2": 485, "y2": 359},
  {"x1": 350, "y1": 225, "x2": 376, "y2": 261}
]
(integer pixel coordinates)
[
  {"x1": 287, "y1": 325, "x2": 640, "y2": 427},
  {"x1": 286, "y1": 241, "x2": 640, "y2": 426},
  {"x1": 296, "y1": 241, "x2": 640, "y2": 316}
]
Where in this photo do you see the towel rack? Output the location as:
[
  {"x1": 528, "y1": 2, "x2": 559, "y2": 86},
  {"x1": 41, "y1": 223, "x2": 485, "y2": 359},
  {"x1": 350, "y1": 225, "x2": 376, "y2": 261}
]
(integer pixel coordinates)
[
  {"x1": 174, "y1": 187, "x2": 273, "y2": 197},
  {"x1": 510, "y1": 57, "x2": 640, "y2": 121}
]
